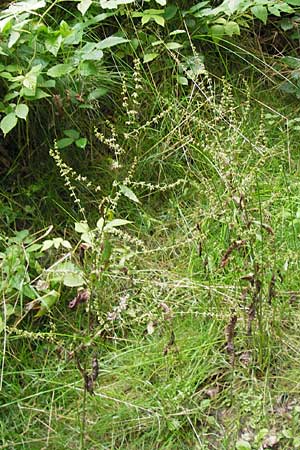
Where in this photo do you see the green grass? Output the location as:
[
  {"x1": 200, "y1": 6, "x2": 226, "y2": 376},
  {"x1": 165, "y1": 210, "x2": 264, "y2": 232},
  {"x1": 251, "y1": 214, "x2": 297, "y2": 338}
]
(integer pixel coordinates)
[{"x1": 2, "y1": 63, "x2": 300, "y2": 450}]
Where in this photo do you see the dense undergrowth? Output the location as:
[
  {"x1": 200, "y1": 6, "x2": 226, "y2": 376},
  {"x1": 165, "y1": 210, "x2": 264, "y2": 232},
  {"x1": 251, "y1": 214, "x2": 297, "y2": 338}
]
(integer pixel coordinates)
[{"x1": 2, "y1": 1, "x2": 300, "y2": 449}]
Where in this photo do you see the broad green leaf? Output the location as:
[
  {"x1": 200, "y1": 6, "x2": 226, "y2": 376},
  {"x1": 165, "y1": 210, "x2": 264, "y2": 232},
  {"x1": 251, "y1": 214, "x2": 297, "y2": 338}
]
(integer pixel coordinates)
[
  {"x1": 15, "y1": 104, "x2": 29, "y2": 120},
  {"x1": 57, "y1": 137, "x2": 74, "y2": 149},
  {"x1": 5, "y1": 304, "x2": 15, "y2": 317},
  {"x1": 62, "y1": 240, "x2": 72, "y2": 249},
  {"x1": 177, "y1": 75, "x2": 188, "y2": 85},
  {"x1": 98, "y1": 36, "x2": 129, "y2": 50},
  {"x1": 97, "y1": 217, "x2": 104, "y2": 231},
  {"x1": 75, "y1": 221, "x2": 90, "y2": 233},
  {"x1": 101, "y1": 239, "x2": 112, "y2": 265},
  {"x1": 6, "y1": 0, "x2": 46, "y2": 14},
  {"x1": 24, "y1": 88, "x2": 51, "y2": 100},
  {"x1": 166, "y1": 42, "x2": 183, "y2": 50},
  {"x1": 0, "y1": 17, "x2": 12, "y2": 33},
  {"x1": 251, "y1": 5, "x2": 268, "y2": 24},
  {"x1": 63, "y1": 272, "x2": 85, "y2": 287},
  {"x1": 268, "y1": 5, "x2": 281, "y2": 16},
  {"x1": 235, "y1": 440, "x2": 251, "y2": 450},
  {"x1": 79, "y1": 61, "x2": 98, "y2": 77},
  {"x1": 287, "y1": 0, "x2": 300, "y2": 4},
  {"x1": 279, "y1": 18, "x2": 294, "y2": 31},
  {"x1": 8, "y1": 31, "x2": 20, "y2": 48},
  {"x1": 104, "y1": 218, "x2": 132, "y2": 231},
  {"x1": 281, "y1": 56, "x2": 300, "y2": 69},
  {"x1": 45, "y1": 34, "x2": 62, "y2": 57},
  {"x1": 170, "y1": 29, "x2": 186, "y2": 36},
  {"x1": 75, "y1": 42, "x2": 104, "y2": 61},
  {"x1": 87, "y1": 88, "x2": 108, "y2": 100},
  {"x1": 53, "y1": 238, "x2": 63, "y2": 249},
  {"x1": 77, "y1": 0, "x2": 92, "y2": 15},
  {"x1": 120, "y1": 184, "x2": 140, "y2": 203},
  {"x1": 141, "y1": 15, "x2": 151, "y2": 25},
  {"x1": 47, "y1": 64, "x2": 74, "y2": 78},
  {"x1": 210, "y1": 24, "x2": 225, "y2": 40},
  {"x1": 35, "y1": 290, "x2": 59, "y2": 317},
  {"x1": 75, "y1": 138, "x2": 87, "y2": 149},
  {"x1": 154, "y1": 15, "x2": 165, "y2": 26},
  {"x1": 143, "y1": 53, "x2": 159, "y2": 63},
  {"x1": 224, "y1": 21, "x2": 240, "y2": 36},
  {"x1": 100, "y1": 0, "x2": 135, "y2": 9},
  {"x1": 26, "y1": 243, "x2": 42, "y2": 253},
  {"x1": 277, "y1": 3, "x2": 294, "y2": 13},
  {"x1": 22, "y1": 65, "x2": 42, "y2": 95},
  {"x1": 164, "y1": 4, "x2": 178, "y2": 20},
  {"x1": 81, "y1": 232, "x2": 93, "y2": 244},
  {"x1": 64, "y1": 129, "x2": 80, "y2": 139},
  {"x1": 1, "y1": 112, "x2": 17, "y2": 135}
]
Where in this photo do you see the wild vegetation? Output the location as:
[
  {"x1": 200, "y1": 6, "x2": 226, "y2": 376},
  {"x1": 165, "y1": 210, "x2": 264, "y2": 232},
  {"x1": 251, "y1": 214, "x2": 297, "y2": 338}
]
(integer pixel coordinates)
[{"x1": 1, "y1": 0, "x2": 300, "y2": 449}]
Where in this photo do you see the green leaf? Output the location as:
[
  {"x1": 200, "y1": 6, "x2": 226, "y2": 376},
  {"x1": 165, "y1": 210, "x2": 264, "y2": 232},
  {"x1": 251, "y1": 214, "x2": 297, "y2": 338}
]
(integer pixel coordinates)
[
  {"x1": 100, "y1": 0, "x2": 135, "y2": 9},
  {"x1": 22, "y1": 65, "x2": 42, "y2": 95},
  {"x1": 166, "y1": 42, "x2": 183, "y2": 50},
  {"x1": 154, "y1": 15, "x2": 165, "y2": 26},
  {"x1": 75, "y1": 138, "x2": 87, "y2": 149},
  {"x1": 7, "y1": 0, "x2": 46, "y2": 14},
  {"x1": 143, "y1": 53, "x2": 159, "y2": 63},
  {"x1": 62, "y1": 240, "x2": 72, "y2": 249},
  {"x1": 281, "y1": 56, "x2": 300, "y2": 69},
  {"x1": 279, "y1": 18, "x2": 294, "y2": 31},
  {"x1": 164, "y1": 5, "x2": 178, "y2": 20},
  {"x1": 120, "y1": 185, "x2": 140, "y2": 203},
  {"x1": 45, "y1": 34, "x2": 63, "y2": 57},
  {"x1": 287, "y1": 0, "x2": 300, "y2": 4},
  {"x1": 177, "y1": 75, "x2": 188, "y2": 85},
  {"x1": 101, "y1": 239, "x2": 112, "y2": 265},
  {"x1": 77, "y1": 0, "x2": 92, "y2": 15},
  {"x1": 75, "y1": 221, "x2": 90, "y2": 233},
  {"x1": 47, "y1": 64, "x2": 74, "y2": 78},
  {"x1": 268, "y1": 5, "x2": 281, "y2": 17},
  {"x1": 224, "y1": 21, "x2": 240, "y2": 37},
  {"x1": 251, "y1": 5, "x2": 268, "y2": 24},
  {"x1": 141, "y1": 15, "x2": 151, "y2": 25},
  {"x1": 35, "y1": 290, "x2": 59, "y2": 317},
  {"x1": 104, "y1": 218, "x2": 132, "y2": 231},
  {"x1": 87, "y1": 88, "x2": 108, "y2": 100},
  {"x1": 79, "y1": 61, "x2": 98, "y2": 77},
  {"x1": 63, "y1": 272, "x2": 85, "y2": 287},
  {"x1": 155, "y1": 0, "x2": 166, "y2": 5},
  {"x1": 64, "y1": 129, "x2": 80, "y2": 139},
  {"x1": 57, "y1": 137, "x2": 74, "y2": 149},
  {"x1": 1, "y1": 112, "x2": 17, "y2": 136},
  {"x1": 97, "y1": 217, "x2": 104, "y2": 231},
  {"x1": 23, "y1": 88, "x2": 51, "y2": 100},
  {"x1": 210, "y1": 24, "x2": 225, "y2": 39},
  {"x1": 15, "y1": 104, "x2": 29, "y2": 120},
  {"x1": 41, "y1": 240, "x2": 54, "y2": 251},
  {"x1": 8, "y1": 31, "x2": 20, "y2": 49},
  {"x1": 235, "y1": 441, "x2": 251, "y2": 450},
  {"x1": 98, "y1": 36, "x2": 129, "y2": 50}
]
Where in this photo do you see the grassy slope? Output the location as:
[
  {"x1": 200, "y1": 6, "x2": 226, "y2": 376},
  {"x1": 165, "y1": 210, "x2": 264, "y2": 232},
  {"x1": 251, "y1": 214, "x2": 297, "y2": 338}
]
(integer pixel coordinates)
[{"x1": 2, "y1": 72, "x2": 300, "y2": 450}]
